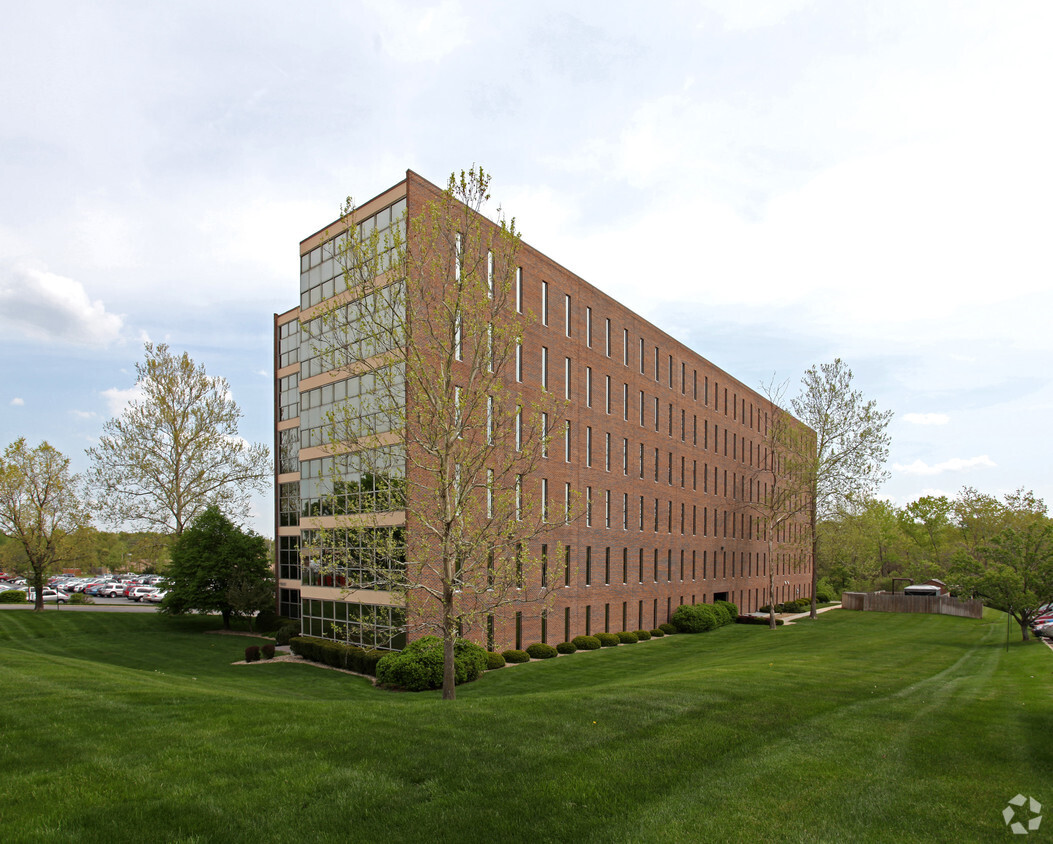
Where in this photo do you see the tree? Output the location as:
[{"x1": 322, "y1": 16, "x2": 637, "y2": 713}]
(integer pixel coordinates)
[
  {"x1": 745, "y1": 382, "x2": 813, "y2": 628},
  {"x1": 161, "y1": 505, "x2": 272, "y2": 629},
  {"x1": 0, "y1": 439, "x2": 90, "y2": 611},
  {"x1": 951, "y1": 490, "x2": 1053, "y2": 641},
  {"x1": 792, "y1": 359, "x2": 893, "y2": 619},
  {"x1": 86, "y1": 343, "x2": 270, "y2": 537},
  {"x1": 308, "y1": 167, "x2": 567, "y2": 699}
]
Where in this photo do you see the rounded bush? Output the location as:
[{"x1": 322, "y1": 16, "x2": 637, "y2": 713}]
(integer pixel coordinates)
[
  {"x1": 555, "y1": 641, "x2": 577, "y2": 654},
  {"x1": 658, "y1": 623, "x2": 676, "y2": 635},
  {"x1": 262, "y1": 643, "x2": 276, "y2": 660},
  {"x1": 376, "y1": 636, "x2": 488, "y2": 690},
  {"x1": 244, "y1": 645, "x2": 261, "y2": 663},
  {"x1": 68, "y1": 592, "x2": 93, "y2": 605},
  {"x1": 485, "y1": 651, "x2": 506, "y2": 670},
  {"x1": 649, "y1": 628, "x2": 664, "y2": 637},
  {"x1": 502, "y1": 649, "x2": 531, "y2": 664},
  {"x1": 633, "y1": 629, "x2": 651, "y2": 641},
  {"x1": 341, "y1": 645, "x2": 366, "y2": 672},
  {"x1": 0, "y1": 590, "x2": 27, "y2": 604},
  {"x1": 572, "y1": 635, "x2": 602, "y2": 651},
  {"x1": 595, "y1": 632, "x2": 620, "y2": 647},
  {"x1": 714, "y1": 600, "x2": 738, "y2": 622},
  {"x1": 526, "y1": 642, "x2": 558, "y2": 659},
  {"x1": 275, "y1": 621, "x2": 300, "y2": 646},
  {"x1": 671, "y1": 603, "x2": 719, "y2": 633},
  {"x1": 360, "y1": 648, "x2": 387, "y2": 677},
  {"x1": 710, "y1": 603, "x2": 732, "y2": 628},
  {"x1": 816, "y1": 590, "x2": 832, "y2": 604},
  {"x1": 616, "y1": 631, "x2": 638, "y2": 644}
]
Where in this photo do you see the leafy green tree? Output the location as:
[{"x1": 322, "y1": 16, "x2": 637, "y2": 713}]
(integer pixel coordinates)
[
  {"x1": 0, "y1": 439, "x2": 90, "y2": 611},
  {"x1": 162, "y1": 506, "x2": 272, "y2": 629},
  {"x1": 792, "y1": 359, "x2": 893, "y2": 618},
  {"x1": 951, "y1": 491, "x2": 1053, "y2": 640},
  {"x1": 86, "y1": 343, "x2": 270, "y2": 537}
]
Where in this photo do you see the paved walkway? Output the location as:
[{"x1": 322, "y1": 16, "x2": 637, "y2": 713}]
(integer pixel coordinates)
[{"x1": 778, "y1": 603, "x2": 843, "y2": 624}]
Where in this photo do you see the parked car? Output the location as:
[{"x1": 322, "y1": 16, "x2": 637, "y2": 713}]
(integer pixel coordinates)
[
  {"x1": 27, "y1": 588, "x2": 70, "y2": 604},
  {"x1": 99, "y1": 583, "x2": 126, "y2": 598},
  {"x1": 145, "y1": 589, "x2": 167, "y2": 603},
  {"x1": 128, "y1": 586, "x2": 158, "y2": 602}
]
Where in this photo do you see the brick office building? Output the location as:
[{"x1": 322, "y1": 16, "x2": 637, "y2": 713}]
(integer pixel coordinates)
[{"x1": 274, "y1": 170, "x2": 814, "y2": 651}]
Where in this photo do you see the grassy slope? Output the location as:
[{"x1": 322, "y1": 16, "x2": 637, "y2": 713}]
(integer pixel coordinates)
[{"x1": 0, "y1": 609, "x2": 1049, "y2": 843}]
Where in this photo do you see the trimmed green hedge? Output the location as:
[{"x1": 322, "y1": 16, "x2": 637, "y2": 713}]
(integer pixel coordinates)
[
  {"x1": 671, "y1": 602, "x2": 737, "y2": 634},
  {"x1": 633, "y1": 629, "x2": 651, "y2": 641},
  {"x1": 556, "y1": 641, "x2": 577, "y2": 654},
  {"x1": 571, "y1": 635, "x2": 601, "y2": 651},
  {"x1": 526, "y1": 642, "x2": 558, "y2": 659},
  {"x1": 485, "y1": 651, "x2": 506, "y2": 670},
  {"x1": 714, "y1": 600, "x2": 738, "y2": 622},
  {"x1": 502, "y1": 649, "x2": 531, "y2": 664},
  {"x1": 595, "y1": 632, "x2": 620, "y2": 647},
  {"x1": 0, "y1": 590, "x2": 27, "y2": 603},
  {"x1": 658, "y1": 623, "x2": 676, "y2": 635},
  {"x1": 289, "y1": 636, "x2": 386, "y2": 677},
  {"x1": 736, "y1": 615, "x2": 785, "y2": 626},
  {"x1": 616, "y1": 631, "x2": 638, "y2": 644},
  {"x1": 649, "y1": 628, "x2": 664, "y2": 638}
]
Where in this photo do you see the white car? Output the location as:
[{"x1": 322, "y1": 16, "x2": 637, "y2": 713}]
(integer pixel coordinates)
[{"x1": 27, "y1": 587, "x2": 70, "y2": 604}]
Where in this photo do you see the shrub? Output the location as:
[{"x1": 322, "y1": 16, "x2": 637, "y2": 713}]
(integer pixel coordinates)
[
  {"x1": 658, "y1": 623, "x2": 676, "y2": 635},
  {"x1": 555, "y1": 641, "x2": 577, "y2": 654},
  {"x1": 262, "y1": 642, "x2": 276, "y2": 660},
  {"x1": 616, "y1": 631, "x2": 638, "y2": 644},
  {"x1": 710, "y1": 603, "x2": 732, "y2": 627},
  {"x1": 649, "y1": 628, "x2": 664, "y2": 638},
  {"x1": 244, "y1": 645, "x2": 261, "y2": 663},
  {"x1": 375, "y1": 636, "x2": 488, "y2": 690},
  {"x1": 485, "y1": 651, "x2": 506, "y2": 669},
  {"x1": 68, "y1": 592, "x2": 93, "y2": 605},
  {"x1": 816, "y1": 589, "x2": 833, "y2": 604},
  {"x1": 526, "y1": 642, "x2": 558, "y2": 659},
  {"x1": 0, "y1": 590, "x2": 27, "y2": 604},
  {"x1": 736, "y1": 614, "x2": 783, "y2": 626},
  {"x1": 360, "y1": 649, "x2": 386, "y2": 677},
  {"x1": 714, "y1": 600, "x2": 738, "y2": 623},
  {"x1": 671, "y1": 603, "x2": 719, "y2": 633},
  {"x1": 572, "y1": 635, "x2": 602, "y2": 650},
  {"x1": 275, "y1": 621, "x2": 300, "y2": 646},
  {"x1": 633, "y1": 629, "x2": 651, "y2": 641},
  {"x1": 595, "y1": 632, "x2": 620, "y2": 647},
  {"x1": 502, "y1": 649, "x2": 531, "y2": 664},
  {"x1": 341, "y1": 645, "x2": 366, "y2": 672}
]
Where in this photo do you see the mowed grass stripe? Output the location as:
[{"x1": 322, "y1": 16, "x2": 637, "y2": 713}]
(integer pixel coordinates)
[{"x1": 0, "y1": 609, "x2": 1049, "y2": 843}]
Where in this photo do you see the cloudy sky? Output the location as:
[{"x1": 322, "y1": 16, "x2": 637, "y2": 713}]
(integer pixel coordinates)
[{"x1": 2, "y1": 1, "x2": 1050, "y2": 536}]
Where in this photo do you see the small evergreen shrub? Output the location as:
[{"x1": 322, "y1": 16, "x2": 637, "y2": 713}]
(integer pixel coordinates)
[
  {"x1": 595, "y1": 632, "x2": 620, "y2": 647},
  {"x1": 374, "y1": 636, "x2": 488, "y2": 690},
  {"x1": 710, "y1": 603, "x2": 732, "y2": 627},
  {"x1": 526, "y1": 642, "x2": 558, "y2": 659},
  {"x1": 244, "y1": 645, "x2": 261, "y2": 663},
  {"x1": 632, "y1": 629, "x2": 651, "y2": 640},
  {"x1": 649, "y1": 628, "x2": 664, "y2": 637},
  {"x1": 671, "y1": 603, "x2": 719, "y2": 633},
  {"x1": 68, "y1": 592, "x2": 93, "y2": 605},
  {"x1": 736, "y1": 615, "x2": 784, "y2": 626},
  {"x1": 360, "y1": 649, "x2": 386, "y2": 677},
  {"x1": 0, "y1": 590, "x2": 27, "y2": 603},
  {"x1": 556, "y1": 641, "x2": 577, "y2": 654},
  {"x1": 276, "y1": 621, "x2": 300, "y2": 646},
  {"x1": 616, "y1": 631, "x2": 638, "y2": 644},
  {"x1": 659, "y1": 623, "x2": 676, "y2": 635},
  {"x1": 262, "y1": 643, "x2": 276, "y2": 660},
  {"x1": 572, "y1": 635, "x2": 602, "y2": 650},
  {"x1": 341, "y1": 645, "x2": 366, "y2": 672},
  {"x1": 485, "y1": 651, "x2": 506, "y2": 669},
  {"x1": 502, "y1": 649, "x2": 531, "y2": 664}
]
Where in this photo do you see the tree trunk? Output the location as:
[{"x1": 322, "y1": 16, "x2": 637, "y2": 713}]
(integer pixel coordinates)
[
  {"x1": 809, "y1": 492, "x2": 818, "y2": 620},
  {"x1": 32, "y1": 570, "x2": 44, "y2": 612},
  {"x1": 768, "y1": 537, "x2": 777, "y2": 630},
  {"x1": 442, "y1": 582, "x2": 456, "y2": 700},
  {"x1": 1019, "y1": 618, "x2": 1031, "y2": 642},
  {"x1": 222, "y1": 608, "x2": 231, "y2": 630}
]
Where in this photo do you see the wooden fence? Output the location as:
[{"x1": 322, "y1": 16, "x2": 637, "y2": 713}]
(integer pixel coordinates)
[{"x1": 841, "y1": 591, "x2": 982, "y2": 619}]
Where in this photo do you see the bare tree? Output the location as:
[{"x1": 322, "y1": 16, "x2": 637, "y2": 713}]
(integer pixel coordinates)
[
  {"x1": 0, "y1": 439, "x2": 90, "y2": 611},
  {"x1": 792, "y1": 359, "x2": 893, "y2": 619},
  {"x1": 86, "y1": 343, "x2": 270, "y2": 537},
  {"x1": 306, "y1": 168, "x2": 568, "y2": 699},
  {"x1": 744, "y1": 382, "x2": 813, "y2": 628}
]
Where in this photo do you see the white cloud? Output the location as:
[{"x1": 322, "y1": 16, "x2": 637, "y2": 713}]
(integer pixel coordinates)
[
  {"x1": 903, "y1": 413, "x2": 949, "y2": 426},
  {"x1": 101, "y1": 385, "x2": 144, "y2": 417},
  {"x1": 894, "y1": 456, "x2": 996, "y2": 476},
  {"x1": 10, "y1": 397, "x2": 24, "y2": 406},
  {"x1": 71, "y1": 410, "x2": 98, "y2": 420},
  {"x1": 0, "y1": 263, "x2": 124, "y2": 346}
]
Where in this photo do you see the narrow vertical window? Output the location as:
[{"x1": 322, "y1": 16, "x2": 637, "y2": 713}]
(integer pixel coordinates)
[
  {"x1": 539, "y1": 412, "x2": 547, "y2": 457},
  {"x1": 585, "y1": 426, "x2": 592, "y2": 468},
  {"x1": 605, "y1": 375, "x2": 611, "y2": 414},
  {"x1": 622, "y1": 492, "x2": 628, "y2": 529},
  {"x1": 515, "y1": 267, "x2": 522, "y2": 312},
  {"x1": 605, "y1": 318, "x2": 611, "y2": 357},
  {"x1": 622, "y1": 438, "x2": 628, "y2": 475},
  {"x1": 586, "y1": 307, "x2": 593, "y2": 347},
  {"x1": 564, "y1": 482, "x2": 571, "y2": 524},
  {"x1": 541, "y1": 478, "x2": 549, "y2": 523},
  {"x1": 586, "y1": 487, "x2": 593, "y2": 527},
  {"x1": 654, "y1": 346, "x2": 659, "y2": 382},
  {"x1": 541, "y1": 281, "x2": 549, "y2": 325},
  {"x1": 541, "y1": 347, "x2": 548, "y2": 390},
  {"x1": 604, "y1": 432, "x2": 611, "y2": 472},
  {"x1": 605, "y1": 490, "x2": 611, "y2": 529},
  {"x1": 585, "y1": 366, "x2": 592, "y2": 407},
  {"x1": 486, "y1": 250, "x2": 494, "y2": 297},
  {"x1": 486, "y1": 395, "x2": 494, "y2": 444},
  {"x1": 515, "y1": 343, "x2": 522, "y2": 382},
  {"x1": 564, "y1": 420, "x2": 571, "y2": 462},
  {"x1": 681, "y1": 361, "x2": 686, "y2": 395},
  {"x1": 515, "y1": 475, "x2": 522, "y2": 520},
  {"x1": 455, "y1": 233, "x2": 462, "y2": 280},
  {"x1": 565, "y1": 294, "x2": 572, "y2": 336},
  {"x1": 454, "y1": 311, "x2": 462, "y2": 360},
  {"x1": 515, "y1": 407, "x2": 522, "y2": 451},
  {"x1": 639, "y1": 391, "x2": 645, "y2": 427},
  {"x1": 623, "y1": 328, "x2": 629, "y2": 365},
  {"x1": 486, "y1": 469, "x2": 494, "y2": 518},
  {"x1": 623, "y1": 384, "x2": 629, "y2": 421},
  {"x1": 487, "y1": 324, "x2": 494, "y2": 373},
  {"x1": 639, "y1": 338, "x2": 645, "y2": 373},
  {"x1": 564, "y1": 357, "x2": 571, "y2": 399}
]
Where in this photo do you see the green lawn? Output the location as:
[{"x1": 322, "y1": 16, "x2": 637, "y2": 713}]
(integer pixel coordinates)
[{"x1": 0, "y1": 608, "x2": 1049, "y2": 843}]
